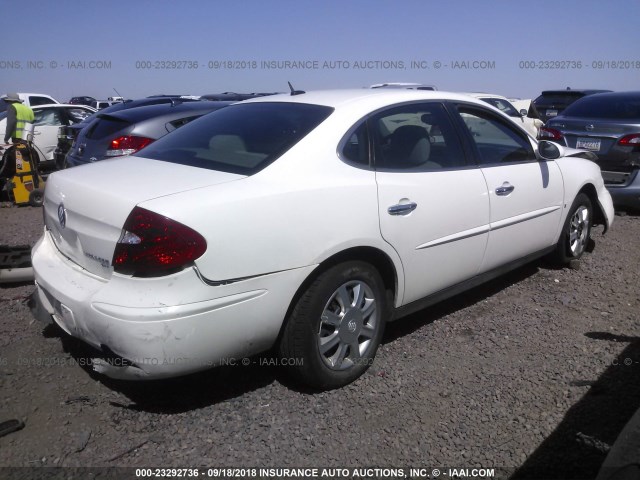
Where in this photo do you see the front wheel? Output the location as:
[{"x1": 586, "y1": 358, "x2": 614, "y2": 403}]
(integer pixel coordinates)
[
  {"x1": 553, "y1": 193, "x2": 592, "y2": 264},
  {"x1": 279, "y1": 261, "x2": 387, "y2": 390}
]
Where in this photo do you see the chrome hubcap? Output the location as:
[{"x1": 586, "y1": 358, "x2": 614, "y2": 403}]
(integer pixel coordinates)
[
  {"x1": 569, "y1": 206, "x2": 590, "y2": 256},
  {"x1": 318, "y1": 280, "x2": 378, "y2": 370}
]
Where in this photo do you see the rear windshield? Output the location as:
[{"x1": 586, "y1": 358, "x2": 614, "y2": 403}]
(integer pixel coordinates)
[
  {"x1": 562, "y1": 94, "x2": 640, "y2": 120},
  {"x1": 137, "y1": 102, "x2": 334, "y2": 175},
  {"x1": 85, "y1": 116, "x2": 131, "y2": 139},
  {"x1": 534, "y1": 92, "x2": 585, "y2": 105}
]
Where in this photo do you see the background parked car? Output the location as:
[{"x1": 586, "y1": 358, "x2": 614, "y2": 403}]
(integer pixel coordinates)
[
  {"x1": 91, "y1": 100, "x2": 119, "y2": 110},
  {"x1": 0, "y1": 92, "x2": 59, "y2": 112},
  {"x1": 55, "y1": 96, "x2": 204, "y2": 169},
  {"x1": 68, "y1": 96, "x2": 97, "y2": 106},
  {"x1": 0, "y1": 104, "x2": 95, "y2": 171},
  {"x1": 64, "y1": 100, "x2": 230, "y2": 167},
  {"x1": 533, "y1": 88, "x2": 612, "y2": 123},
  {"x1": 465, "y1": 93, "x2": 542, "y2": 137},
  {"x1": 540, "y1": 91, "x2": 640, "y2": 210}
]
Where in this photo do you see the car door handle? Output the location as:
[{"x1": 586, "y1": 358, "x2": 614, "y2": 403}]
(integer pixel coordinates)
[
  {"x1": 495, "y1": 183, "x2": 515, "y2": 196},
  {"x1": 388, "y1": 202, "x2": 417, "y2": 216}
]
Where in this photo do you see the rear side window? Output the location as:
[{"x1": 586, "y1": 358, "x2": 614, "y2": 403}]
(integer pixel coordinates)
[
  {"x1": 166, "y1": 115, "x2": 202, "y2": 132},
  {"x1": 371, "y1": 102, "x2": 467, "y2": 171},
  {"x1": 139, "y1": 103, "x2": 333, "y2": 175}
]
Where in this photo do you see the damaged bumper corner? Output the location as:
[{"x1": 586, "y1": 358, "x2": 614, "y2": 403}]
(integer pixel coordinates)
[{"x1": 92, "y1": 358, "x2": 151, "y2": 380}]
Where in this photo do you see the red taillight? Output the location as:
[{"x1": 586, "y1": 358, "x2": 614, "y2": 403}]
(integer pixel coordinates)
[
  {"x1": 538, "y1": 127, "x2": 563, "y2": 141},
  {"x1": 106, "y1": 135, "x2": 154, "y2": 157},
  {"x1": 112, "y1": 207, "x2": 207, "y2": 276},
  {"x1": 618, "y1": 133, "x2": 640, "y2": 146}
]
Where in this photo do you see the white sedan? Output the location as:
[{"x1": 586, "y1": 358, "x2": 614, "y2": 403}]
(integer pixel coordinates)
[
  {"x1": 0, "y1": 104, "x2": 96, "y2": 168},
  {"x1": 31, "y1": 89, "x2": 614, "y2": 389}
]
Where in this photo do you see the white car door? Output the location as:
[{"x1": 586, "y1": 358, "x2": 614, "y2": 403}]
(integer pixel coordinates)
[
  {"x1": 371, "y1": 102, "x2": 491, "y2": 306},
  {"x1": 454, "y1": 104, "x2": 564, "y2": 272},
  {"x1": 32, "y1": 107, "x2": 65, "y2": 162}
]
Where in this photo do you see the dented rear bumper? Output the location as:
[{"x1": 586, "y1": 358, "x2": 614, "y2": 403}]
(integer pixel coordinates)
[{"x1": 32, "y1": 230, "x2": 313, "y2": 380}]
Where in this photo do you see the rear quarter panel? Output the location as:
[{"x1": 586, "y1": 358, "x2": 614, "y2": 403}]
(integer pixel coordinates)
[{"x1": 137, "y1": 117, "x2": 405, "y2": 286}]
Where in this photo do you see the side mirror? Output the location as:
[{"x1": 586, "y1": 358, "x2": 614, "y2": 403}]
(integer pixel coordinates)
[
  {"x1": 537, "y1": 140, "x2": 563, "y2": 160},
  {"x1": 519, "y1": 109, "x2": 528, "y2": 116}
]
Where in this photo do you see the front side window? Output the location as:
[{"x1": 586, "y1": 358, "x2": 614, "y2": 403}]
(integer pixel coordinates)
[
  {"x1": 371, "y1": 102, "x2": 466, "y2": 171},
  {"x1": 139, "y1": 102, "x2": 333, "y2": 175},
  {"x1": 457, "y1": 106, "x2": 535, "y2": 165}
]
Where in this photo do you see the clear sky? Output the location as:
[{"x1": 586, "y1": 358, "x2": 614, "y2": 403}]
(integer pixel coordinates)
[{"x1": 1, "y1": 0, "x2": 638, "y2": 101}]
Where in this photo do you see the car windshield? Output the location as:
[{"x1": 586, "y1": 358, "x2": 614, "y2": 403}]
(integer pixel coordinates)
[
  {"x1": 479, "y1": 98, "x2": 519, "y2": 117},
  {"x1": 562, "y1": 94, "x2": 640, "y2": 120},
  {"x1": 138, "y1": 102, "x2": 334, "y2": 175}
]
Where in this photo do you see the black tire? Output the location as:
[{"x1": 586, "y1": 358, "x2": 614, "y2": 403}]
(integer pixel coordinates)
[
  {"x1": 553, "y1": 193, "x2": 592, "y2": 264},
  {"x1": 28, "y1": 189, "x2": 44, "y2": 207},
  {"x1": 279, "y1": 261, "x2": 387, "y2": 390}
]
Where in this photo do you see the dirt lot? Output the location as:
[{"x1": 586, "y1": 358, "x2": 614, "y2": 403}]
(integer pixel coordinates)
[{"x1": 0, "y1": 204, "x2": 639, "y2": 480}]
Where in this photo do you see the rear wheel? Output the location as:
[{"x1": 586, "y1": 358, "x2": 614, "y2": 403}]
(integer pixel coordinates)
[
  {"x1": 553, "y1": 193, "x2": 592, "y2": 264},
  {"x1": 279, "y1": 261, "x2": 387, "y2": 390}
]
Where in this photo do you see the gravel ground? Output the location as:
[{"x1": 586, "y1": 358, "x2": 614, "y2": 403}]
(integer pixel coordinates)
[{"x1": 0, "y1": 204, "x2": 639, "y2": 480}]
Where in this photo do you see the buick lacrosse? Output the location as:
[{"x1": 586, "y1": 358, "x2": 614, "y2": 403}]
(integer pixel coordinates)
[{"x1": 32, "y1": 89, "x2": 614, "y2": 389}]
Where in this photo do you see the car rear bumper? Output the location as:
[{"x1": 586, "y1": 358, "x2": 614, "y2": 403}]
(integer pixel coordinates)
[
  {"x1": 603, "y1": 169, "x2": 640, "y2": 209},
  {"x1": 32, "y1": 230, "x2": 314, "y2": 380}
]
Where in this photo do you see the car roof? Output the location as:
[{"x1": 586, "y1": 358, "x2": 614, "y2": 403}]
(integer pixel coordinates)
[
  {"x1": 369, "y1": 83, "x2": 438, "y2": 90},
  {"x1": 539, "y1": 89, "x2": 612, "y2": 95},
  {"x1": 239, "y1": 89, "x2": 489, "y2": 110},
  {"x1": 460, "y1": 92, "x2": 511, "y2": 101},
  {"x1": 572, "y1": 90, "x2": 640, "y2": 100},
  {"x1": 97, "y1": 97, "x2": 201, "y2": 114},
  {"x1": 34, "y1": 103, "x2": 96, "y2": 109}
]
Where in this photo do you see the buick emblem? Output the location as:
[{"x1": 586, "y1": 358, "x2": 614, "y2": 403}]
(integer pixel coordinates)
[
  {"x1": 586, "y1": 124, "x2": 595, "y2": 131},
  {"x1": 347, "y1": 320, "x2": 357, "y2": 333},
  {"x1": 58, "y1": 204, "x2": 67, "y2": 229}
]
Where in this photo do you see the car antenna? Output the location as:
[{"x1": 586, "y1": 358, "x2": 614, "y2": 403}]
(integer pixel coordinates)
[
  {"x1": 288, "y1": 81, "x2": 305, "y2": 96},
  {"x1": 113, "y1": 88, "x2": 124, "y2": 98}
]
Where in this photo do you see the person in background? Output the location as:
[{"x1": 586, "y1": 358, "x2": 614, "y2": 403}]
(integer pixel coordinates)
[{"x1": 3, "y1": 93, "x2": 34, "y2": 144}]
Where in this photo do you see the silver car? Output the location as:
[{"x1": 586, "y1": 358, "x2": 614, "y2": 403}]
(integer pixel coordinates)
[{"x1": 540, "y1": 91, "x2": 640, "y2": 209}]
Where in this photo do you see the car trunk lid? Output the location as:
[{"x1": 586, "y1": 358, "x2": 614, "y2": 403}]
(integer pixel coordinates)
[
  {"x1": 43, "y1": 157, "x2": 245, "y2": 279},
  {"x1": 548, "y1": 118, "x2": 640, "y2": 158}
]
